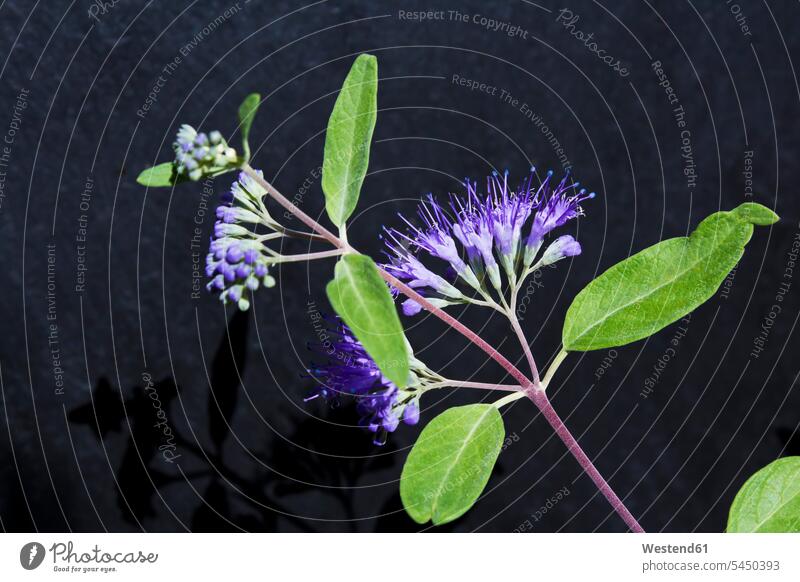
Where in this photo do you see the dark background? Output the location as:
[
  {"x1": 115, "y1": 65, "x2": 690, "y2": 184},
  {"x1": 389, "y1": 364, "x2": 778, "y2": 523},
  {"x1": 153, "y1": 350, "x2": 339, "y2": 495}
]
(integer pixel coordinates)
[{"x1": 0, "y1": 0, "x2": 798, "y2": 532}]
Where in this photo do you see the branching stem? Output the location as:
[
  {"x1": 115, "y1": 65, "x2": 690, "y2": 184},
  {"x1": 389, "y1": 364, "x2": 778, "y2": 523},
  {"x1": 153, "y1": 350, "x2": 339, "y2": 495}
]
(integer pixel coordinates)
[
  {"x1": 541, "y1": 348, "x2": 568, "y2": 389},
  {"x1": 241, "y1": 163, "x2": 533, "y2": 388},
  {"x1": 506, "y1": 307, "x2": 540, "y2": 384},
  {"x1": 239, "y1": 162, "x2": 644, "y2": 533}
]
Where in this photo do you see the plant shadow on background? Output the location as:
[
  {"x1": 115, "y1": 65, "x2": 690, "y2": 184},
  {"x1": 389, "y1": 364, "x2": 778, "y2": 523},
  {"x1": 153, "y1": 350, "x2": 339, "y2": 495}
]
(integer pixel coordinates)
[
  {"x1": 67, "y1": 309, "x2": 459, "y2": 532},
  {"x1": 65, "y1": 308, "x2": 799, "y2": 532}
]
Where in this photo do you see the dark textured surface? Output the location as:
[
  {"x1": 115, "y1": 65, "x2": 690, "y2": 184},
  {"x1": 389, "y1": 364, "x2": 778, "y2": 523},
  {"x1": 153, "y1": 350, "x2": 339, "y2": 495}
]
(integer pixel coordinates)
[{"x1": 0, "y1": 0, "x2": 798, "y2": 532}]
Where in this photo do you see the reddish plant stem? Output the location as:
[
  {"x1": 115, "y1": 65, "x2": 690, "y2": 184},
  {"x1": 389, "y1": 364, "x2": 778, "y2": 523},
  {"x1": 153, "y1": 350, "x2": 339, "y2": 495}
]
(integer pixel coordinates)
[
  {"x1": 431, "y1": 380, "x2": 520, "y2": 391},
  {"x1": 243, "y1": 164, "x2": 343, "y2": 249},
  {"x1": 242, "y1": 164, "x2": 533, "y2": 388},
  {"x1": 527, "y1": 388, "x2": 645, "y2": 533},
  {"x1": 508, "y1": 311, "x2": 540, "y2": 384},
  {"x1": 380, "y1": 271, "x2": 532, "y2": 387}
]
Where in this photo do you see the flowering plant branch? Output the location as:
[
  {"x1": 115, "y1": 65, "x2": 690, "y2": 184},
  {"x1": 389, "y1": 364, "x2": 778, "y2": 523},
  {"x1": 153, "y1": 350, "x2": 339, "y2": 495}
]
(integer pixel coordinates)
[
  {"x1": 237, "y1": 163, "x2": 643, "y2": 531},
  {"x1": 137, "y1": 54, "x2": 783, "y2": 532}
]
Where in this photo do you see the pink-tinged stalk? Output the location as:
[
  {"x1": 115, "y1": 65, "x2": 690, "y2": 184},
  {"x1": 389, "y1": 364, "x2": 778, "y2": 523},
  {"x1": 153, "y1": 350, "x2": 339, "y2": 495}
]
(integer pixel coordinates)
[
  {"x1": 429, "y1": 380, "x2": 520, "y2": 391},
  {"x1": 272, "y1": 249, "x2": 345, "y2": 263},
  {"x1": 508, "y1": 313, "x2": 540, "y2": 384},
  {"x1": 243, "y1": 164, "x2": 343, "y2": 249},
  {"x1": 526, "y1": 388, "x2": 645, "y2": 533},
  {"x1": 380, "y1": 271, "x2": 532, "y2": 388}
]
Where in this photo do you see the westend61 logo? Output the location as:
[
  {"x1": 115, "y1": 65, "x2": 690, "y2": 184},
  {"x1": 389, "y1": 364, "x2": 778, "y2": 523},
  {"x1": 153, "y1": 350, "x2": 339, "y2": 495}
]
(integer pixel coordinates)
[{"x1": 19, "y1": 541, "x2": 158, "y2": 573}]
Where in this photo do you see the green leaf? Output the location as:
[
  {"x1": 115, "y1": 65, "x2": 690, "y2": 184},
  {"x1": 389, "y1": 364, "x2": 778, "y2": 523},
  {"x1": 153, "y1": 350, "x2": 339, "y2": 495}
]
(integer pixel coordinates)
[
  {"x1": 728, "y1": 457, "x2": 800, "y2": 532},
  {"x1": 136, "y1": 162, "x2": 178, "y2": 187},
  {"x1": 325, "y1": 253, "x2": 409, "y2": 387},
  {"x1": 238, "y1": 93, "x2": 261, "y2": 161},
  {"x1": 401, "y1": 404, "x2": 504, "y2": 525},
  {"x1": 562, "y1": 203, "x2": 779, "y2": 351},
  {"x1": 321, "y1": 54, "x2": 378, "y2": 227}
]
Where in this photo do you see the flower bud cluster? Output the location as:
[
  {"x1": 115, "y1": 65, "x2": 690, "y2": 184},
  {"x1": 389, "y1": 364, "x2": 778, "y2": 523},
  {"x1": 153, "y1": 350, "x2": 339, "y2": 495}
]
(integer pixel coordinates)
[
  {"x1": 205, "y1": 170, "x2": 285, "y2": 310},
  {"x1": 173, "y1": 124, "x2": 238, "y2": 181}
]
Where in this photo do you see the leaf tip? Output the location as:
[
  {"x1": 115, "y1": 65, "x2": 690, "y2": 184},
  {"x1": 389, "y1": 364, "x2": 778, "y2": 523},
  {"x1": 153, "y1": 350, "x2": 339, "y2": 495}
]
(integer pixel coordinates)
[
  {"x1": 431, "y1": 509, "x2": 464, "y2": 526},
  {"x1": 403, "y1": 505, "x2": 431, "y2": 525},
  {"x1": 354, "y1": 53, "x2": 377, "y2": 68},
  {"x1": 239, "y1": 92, "x2": 261, "y2": 114},
  {"x1": 732, "y1": 202, "x2": 779, "y2": 226}
]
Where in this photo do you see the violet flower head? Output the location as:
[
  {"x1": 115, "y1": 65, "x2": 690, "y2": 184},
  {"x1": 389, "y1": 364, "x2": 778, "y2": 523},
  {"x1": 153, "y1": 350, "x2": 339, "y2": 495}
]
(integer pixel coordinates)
[
  {"x1": 306, "y1": 316, "x2": 428, "y2": 445},
  {"x1": 383, "y1": 168, "x2": 593, "y2": 315}
]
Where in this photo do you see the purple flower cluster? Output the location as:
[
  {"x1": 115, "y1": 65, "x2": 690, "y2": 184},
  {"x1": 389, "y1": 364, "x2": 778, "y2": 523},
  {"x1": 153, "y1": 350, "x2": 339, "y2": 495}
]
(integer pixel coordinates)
[
  {"x1": 206, "y1": 171, "x2": 276, "y2": 310},
  {"x1": 173, "y1": 125, "x2": 238, "y2": 181},
  {"x1": 383, "y1": 169, "x2": 593, "y2": 315},
  {"x1": 307, "y1": 317, "x2": 421, "y2": 445}
]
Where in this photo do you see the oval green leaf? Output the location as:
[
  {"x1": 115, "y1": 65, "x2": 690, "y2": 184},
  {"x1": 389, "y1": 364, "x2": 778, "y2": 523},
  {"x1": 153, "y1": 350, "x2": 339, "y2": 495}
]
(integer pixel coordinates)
[
  {"x1": 238, "y1": 92, "x2": 261, "y2": 161},
  {"x1": 326, "y1": 253, "x2": 409, "y2": 387},
  {"x1": 321, "y1": 54, "x2": 378, "y2": 227},
  {"x1": 563, "y1": 203, "x2": 778, "y2": 351},
  {"x1": 136, "y1": 162, "x2": 179, "y2": 187},
  {"x1": 401, "y1": 404, "x2": 505, "y2": 525},
  {"x1": 728, "y1": 457, "x2": 800, "y2": 533}
]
